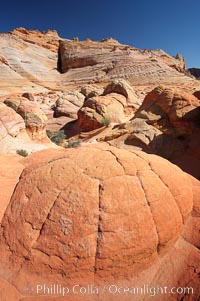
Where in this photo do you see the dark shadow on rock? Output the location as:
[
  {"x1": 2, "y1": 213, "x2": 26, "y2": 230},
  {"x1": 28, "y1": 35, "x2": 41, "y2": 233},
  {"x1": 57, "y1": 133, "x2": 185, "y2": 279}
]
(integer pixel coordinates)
[
  {"x1": 57, "y1": 41, "x2": 62, "y2": 73},
  {"x1": 188, "y1": 67, "x2": 200, "y2": 79},
  {"x1": 125, "y1": 127, "x2": 200, "y2": 179},
  {"x1": 61, "y1": 120, "x2": 80, "y2": 138},
  {"x1": 125, "y1": 132, "x2": 185, "y2": 160},
  {"x1": 124, "y1": 136, "x2": 149, "y2": 153},
  {"x1": 183, "y1": 106, "x2": 200, "y2": 127}
]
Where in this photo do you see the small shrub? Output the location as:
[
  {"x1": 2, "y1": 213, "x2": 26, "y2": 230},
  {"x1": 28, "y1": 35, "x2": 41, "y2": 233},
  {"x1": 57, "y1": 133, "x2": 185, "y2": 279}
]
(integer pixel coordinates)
[
  {"x1": 65, "y1": 139, "x2": 81, "y2": 148},
  {"x1": 46, "y1": 129, "x2": 66, "y2": 145},
  {"x1": 101, "y1": 117, "x2": 110, "y2": 127},
  {"x1": 16, "y1": 149, "x2": 28, "y2": 157}
]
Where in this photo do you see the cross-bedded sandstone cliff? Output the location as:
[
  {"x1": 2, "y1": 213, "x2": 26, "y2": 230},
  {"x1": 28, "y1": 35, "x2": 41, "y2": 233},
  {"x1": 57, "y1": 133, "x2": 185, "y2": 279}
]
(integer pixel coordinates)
[{"x1": 0, "y1": 28, "x2": 199, "y2": 98}]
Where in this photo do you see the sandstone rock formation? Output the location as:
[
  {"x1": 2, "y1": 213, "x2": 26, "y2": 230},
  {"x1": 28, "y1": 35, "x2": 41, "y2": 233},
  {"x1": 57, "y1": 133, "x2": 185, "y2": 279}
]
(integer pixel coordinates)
[
  {"x1": 154, "y1": 51, "x2": 185, "y2": 72},
  {"x1": 82, "y1": 86, "x2": 200, "y2": 180},
  {"x1": 77, "y1": 79, "x2": 141, "y2": 132},
  {"x1": 30, "y1": 91, "x2": 63, "y2": 118},
  {"x1": 54, "y1": 90, "x2": 85, "y2": 118},
  {"x1": 0, "y1": 98, "x2": 58, "y2": 153},
  {"x1": 0, "y1": 102, "x2": 25, "y2": 140},
  {"x1": 0, "y1": 27, "x2": 200, "y2": 301},
  {"x1": 80, "y1": 84, "x2": 104, "y2": 100},
  {"x1": 58, "y1": 38, "x2": 198, "y2": 94},
  {"x1": 0, "y1": 27, "x2": 199, "y2": 101},
  {"x1": 0, "y1": 29, "x2": 63, "y2": 94},
  {"x1": 0, "y1": 153, "x2": 24, "y2": 223},
  {"x1": 0, "y1": 144, "x2": 199, "y2": 301},
  {"x1": 174, "y1": 53, "x2": 186, "y2": 71},
  {"x1": 10, "y1": 27, "x2": 61, "y2": 52},
  {"x1": 132, "y1": 86, "x2": 200, "y2": 179},
  {"x1": 22, "y1": 92, "x2": 35, "y2": 101},
  {"x1": 4, "y1": 96, "x2": 48, "y2": 141},
  {"x1": 103, "y1": 79, "x2": 140, "y2": 108},
  {"x1": 78, "y1": 93, "x2": 130, "y2": 131},
  {"x1": 135, "y1": 85, "x2": 200, "y2": 136}
]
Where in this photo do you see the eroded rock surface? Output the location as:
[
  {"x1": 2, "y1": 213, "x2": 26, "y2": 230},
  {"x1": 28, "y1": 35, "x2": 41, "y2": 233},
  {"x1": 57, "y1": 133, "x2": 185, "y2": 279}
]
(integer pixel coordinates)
[
  {"x1": 103, "y1": 79, "x2": 140, "y2": 108},
  {"x1": 0, "y1": 28, "x2": 199, "y2": 301},
  {"x1": 77, "y1": 79, "x2": 140, "y2": 132},
  {"x1": 135, "y1": 85, "x2": 200, "y2": 136},
  {"x1": 0, "y1": 154, "x2": 24, "y2": 223},
  {"x1": 4, "y1": 96, "x2": 48, "y2": 141},
  {"x1": 0, "y1": 98, "x2": 58, "y2": 153},
  {"x1": 0, "y1": 102, "x2": 25, "y2": 140},
  {"x1": 58, "y1": 38, "x2": 198, "y2": 93},
  {"x1": 10, "y1": 27, "x2": 61, "y2": 52},
  {"x1": 0, "y1": 28, "x2": 200, "y2": 102},
  {"x1": 78, "y1": 93, "x2": 129, "y2": 131},
  {"x1": 0, "y1": 29, "x2": 63, "y2": 94},
  {"x1": 0, "y1": 145, "x2": 199, "y2": 300},
  {"x1": 54, "y1": 90, "x2": 85, "y2": 119},
  {"x1": 93, "y1": 86, "x2": 200, "y2": 179}
]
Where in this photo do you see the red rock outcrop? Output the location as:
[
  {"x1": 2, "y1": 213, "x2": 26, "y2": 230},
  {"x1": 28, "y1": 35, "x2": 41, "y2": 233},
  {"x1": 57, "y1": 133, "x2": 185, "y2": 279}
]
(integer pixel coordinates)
[
  {"x1": 103, "y1": 79, "x2": 140, "y2": 108},
  {"x1": 77, "y1": 79, "x2": 140, "y2": 132},
  {"x1": 81, "y1": 86, "x2": 200, "y2": 179},
  {"x1": 78, "y1": 93, "x2": 131, "y2": 131},
  {"x1": 54, "y1": 90, "x2": 85, "y2": 118},
  {"x1": 10, "y1": 27, "x2": 61, "y2": 52},
  {"x1": 0, "y1": 98, "x2": 58, "y2": 153},
  {"x1": 80, "y1": 84, "x2": 104, "y2": 100},
  {"x1": 0, "y1": 28, "x2": 199, "y2": 99},
  {"x1": 155, "y1": 51, "x2": 186, "y2": 72},
  {"x1": 0, "y1": 28, "x2": 200, "y2": 301},
  {"x1": 0, "y1": 102, "x2": 25, "y2": 140},
  {"x1": 132, "y1": 86, "x2": 200, "y2": 178},
  {"x1": 4, "y1": 96, "x2": 48, "y2": 141},
  {"x1": 135, "y1": 85, "x2": 200, "y2": 136},
  {"x1": 58, "y1": 38, "x2": 198, "y2": 93},
  {"x1": 0, "y1": 29, "x2": 63, "y2": 94},
  {"x1": 0, "y1": 144, "x2": 199, "y2": 300},
  {"x1": 0, "y1": 153, "x2": 24, "y2": 223}
]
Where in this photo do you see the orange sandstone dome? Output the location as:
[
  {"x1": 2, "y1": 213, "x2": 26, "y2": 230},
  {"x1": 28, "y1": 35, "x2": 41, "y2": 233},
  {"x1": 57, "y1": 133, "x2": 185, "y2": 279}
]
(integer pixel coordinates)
[{"x1": 0, "y1": 144, "x2": 194, "y2": 298}]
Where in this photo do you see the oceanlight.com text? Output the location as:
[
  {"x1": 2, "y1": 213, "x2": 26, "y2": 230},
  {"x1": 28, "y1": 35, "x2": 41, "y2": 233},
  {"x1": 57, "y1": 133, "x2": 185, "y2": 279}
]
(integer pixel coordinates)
[{"x1": 24, "y1": 283, "x2": 194, "y2": 297}]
